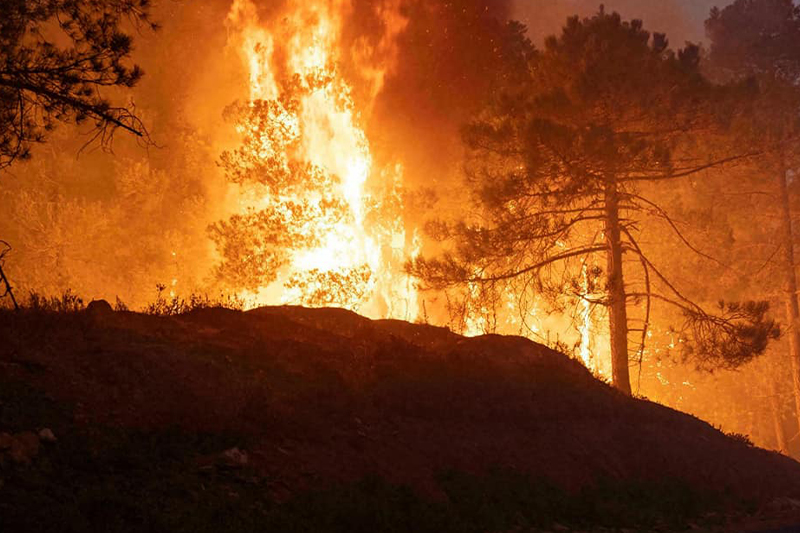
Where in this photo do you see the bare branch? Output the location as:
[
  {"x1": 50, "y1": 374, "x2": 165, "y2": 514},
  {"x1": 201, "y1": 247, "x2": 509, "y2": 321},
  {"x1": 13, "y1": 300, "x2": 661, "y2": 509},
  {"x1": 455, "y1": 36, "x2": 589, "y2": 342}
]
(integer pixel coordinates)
[
  {"x1": 620, "y1": 152, "x2": 762, "y2": 182},
  {"x1": 626, "y1": 192, "x2": 730, "y2": 270}
]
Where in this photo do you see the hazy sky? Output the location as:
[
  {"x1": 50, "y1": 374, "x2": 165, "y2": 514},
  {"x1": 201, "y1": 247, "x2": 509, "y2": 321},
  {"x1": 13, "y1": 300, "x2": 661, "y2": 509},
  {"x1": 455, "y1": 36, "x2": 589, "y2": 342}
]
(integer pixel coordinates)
[{"x1": 513, "y1": 0, "x2": 722, "y2": 47}]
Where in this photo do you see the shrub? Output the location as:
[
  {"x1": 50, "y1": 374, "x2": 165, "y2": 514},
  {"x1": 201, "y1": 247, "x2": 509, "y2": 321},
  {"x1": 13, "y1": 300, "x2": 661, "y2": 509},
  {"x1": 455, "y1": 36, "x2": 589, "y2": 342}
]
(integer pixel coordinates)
[
  {"x1": 144, "y1": 284, "x2": 245, "y2": 316},
  {"x1": 24, "y1": 289, "x2": 85, "y2": 313}
]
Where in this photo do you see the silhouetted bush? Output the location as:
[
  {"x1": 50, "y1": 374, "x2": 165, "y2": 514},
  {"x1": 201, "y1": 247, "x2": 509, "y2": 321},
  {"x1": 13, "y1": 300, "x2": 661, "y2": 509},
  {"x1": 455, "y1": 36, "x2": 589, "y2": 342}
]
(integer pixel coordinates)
[{"x1": 144, "y1": 284, "x2": 245, "y2": 316}]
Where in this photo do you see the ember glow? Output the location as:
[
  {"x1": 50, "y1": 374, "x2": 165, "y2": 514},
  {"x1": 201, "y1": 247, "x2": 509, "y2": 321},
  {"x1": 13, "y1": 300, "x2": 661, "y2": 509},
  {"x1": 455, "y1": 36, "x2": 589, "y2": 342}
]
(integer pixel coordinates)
[
  {"x1": 579, "y1": 265, "x2": 595, "y2": 370},
  {"x1": 4, "y1": 0, "x2": 800, "y2": 461},
  {"x1": 226, "y1": 0, "x2": 419, "y2": 319}
]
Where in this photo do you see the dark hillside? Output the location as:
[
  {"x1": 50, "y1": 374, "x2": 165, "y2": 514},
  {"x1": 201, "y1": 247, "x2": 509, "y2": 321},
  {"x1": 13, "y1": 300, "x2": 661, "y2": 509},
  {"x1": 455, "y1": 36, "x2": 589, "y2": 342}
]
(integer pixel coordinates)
[{"x1": 1, "y1": 304, "x2": 799, "y2": 532}]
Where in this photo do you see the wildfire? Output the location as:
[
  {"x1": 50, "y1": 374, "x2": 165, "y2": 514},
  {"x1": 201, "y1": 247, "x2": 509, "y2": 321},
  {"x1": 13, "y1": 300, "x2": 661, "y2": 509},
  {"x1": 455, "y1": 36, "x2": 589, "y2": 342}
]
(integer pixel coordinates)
[
  {"x1": 222, "y1": 0, "x2": 605, "y2": 375},
  {"x1": 578, "y1": 266, "x2": 593, "y2": 366},
  {"x1": 225, "y1": 0, "x2": 418, "y2": 320}
]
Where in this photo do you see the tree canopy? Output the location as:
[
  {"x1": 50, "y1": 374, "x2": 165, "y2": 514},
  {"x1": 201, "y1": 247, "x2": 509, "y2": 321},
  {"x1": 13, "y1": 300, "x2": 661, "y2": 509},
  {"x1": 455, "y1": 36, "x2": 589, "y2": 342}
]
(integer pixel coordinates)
[
  {"x1": 412, "y1": 8, "x2": 778, "y2": 394},
  {"x1": 701, "y1": 0, "x2": 800, "y2": 451},
  {"x1": 707, "y1": 0, "x2": 800, "y2": 79},
  {"x1": 209, "y1": 74, "x2": 372, "y2": 308},
  {"x1": 0, "y1": 0, "x2": 156, "y2": 169}
]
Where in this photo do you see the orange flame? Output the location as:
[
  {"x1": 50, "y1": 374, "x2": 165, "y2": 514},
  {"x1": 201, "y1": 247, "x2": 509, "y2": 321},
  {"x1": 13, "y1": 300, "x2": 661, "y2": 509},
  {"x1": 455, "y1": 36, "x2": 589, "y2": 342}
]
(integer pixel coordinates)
[{"x1": 226, "y1": 0, "x2": 418, "y2": 320}]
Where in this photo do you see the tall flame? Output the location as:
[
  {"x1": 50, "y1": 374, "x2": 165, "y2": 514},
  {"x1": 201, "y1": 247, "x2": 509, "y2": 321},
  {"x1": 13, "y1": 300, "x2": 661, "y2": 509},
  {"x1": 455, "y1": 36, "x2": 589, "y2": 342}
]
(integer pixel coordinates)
[
  {"x1": 578, "y1": 264, "x2": 595, "y2": 369},
  {"x1": 226, "y1": 0, "x2": 418, "y2": 319}
]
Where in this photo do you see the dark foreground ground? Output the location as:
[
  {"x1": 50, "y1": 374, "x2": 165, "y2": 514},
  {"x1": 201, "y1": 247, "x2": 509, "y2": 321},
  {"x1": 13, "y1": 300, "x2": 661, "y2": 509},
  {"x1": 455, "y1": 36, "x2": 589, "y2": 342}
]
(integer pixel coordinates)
[{"x1": 1, "y1": 303, "x2": 800, "y2": 532}]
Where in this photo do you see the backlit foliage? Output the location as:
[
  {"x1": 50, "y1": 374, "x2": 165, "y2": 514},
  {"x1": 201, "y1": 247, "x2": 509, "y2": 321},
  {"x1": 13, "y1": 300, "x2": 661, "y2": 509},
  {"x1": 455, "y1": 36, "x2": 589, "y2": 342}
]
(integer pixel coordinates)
[{"x1": 0, "y1": 0, "x2": 156, "y2": 168}]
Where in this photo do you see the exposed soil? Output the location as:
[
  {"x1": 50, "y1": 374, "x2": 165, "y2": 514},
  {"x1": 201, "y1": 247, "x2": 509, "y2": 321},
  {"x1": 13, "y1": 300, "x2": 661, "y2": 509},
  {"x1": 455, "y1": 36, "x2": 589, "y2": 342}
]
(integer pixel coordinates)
[{"x1": 1, "y1": 304, "x2": 800, "y2": 531}]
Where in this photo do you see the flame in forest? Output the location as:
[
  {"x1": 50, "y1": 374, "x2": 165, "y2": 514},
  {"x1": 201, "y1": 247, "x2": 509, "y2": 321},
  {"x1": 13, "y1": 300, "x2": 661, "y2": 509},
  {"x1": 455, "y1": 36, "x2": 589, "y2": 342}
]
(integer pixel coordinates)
[
  {"x1": 223, "y1": 0, "x2": 603, "y2": 371},
  {"x1": 578, "y1": 265, "x2": 594, "y2": 369},
  {"x1": 225, "y1": 0, "x2": 418, "y2": 319}
]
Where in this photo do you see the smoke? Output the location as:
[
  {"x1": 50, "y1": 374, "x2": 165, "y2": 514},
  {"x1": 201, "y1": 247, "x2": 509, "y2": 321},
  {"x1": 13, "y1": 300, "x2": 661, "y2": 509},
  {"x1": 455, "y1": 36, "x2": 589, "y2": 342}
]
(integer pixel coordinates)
[
  {"x1": 0, "y1": 1, "x2": 239, "y2": 307},
  {"x1": 0, "y1": 0, "x2": 789, "y2": 455},
  {"x1": 0, "y1": 0, "x2": 728, "y2": 307},
  {"x1": 350, "y1": 0, "x2": 723, "y2": 217},
  {"x1": 513, "y1": 0, "x2": 720, "y2": 46},
  {"x1": 358, "y1": 0, "x2": 520, "y2": 207}
]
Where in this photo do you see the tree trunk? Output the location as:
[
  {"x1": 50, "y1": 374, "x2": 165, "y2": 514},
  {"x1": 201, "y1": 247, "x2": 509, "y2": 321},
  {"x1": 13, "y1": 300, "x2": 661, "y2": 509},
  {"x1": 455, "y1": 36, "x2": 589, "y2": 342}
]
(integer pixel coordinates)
[
  {"x1": 775, "y1": 162, "x2": 800, "y2": 440},
  {"x1": 0, "y1": 264, "x2": 18, "y2": 310},
  {"x1": 605, "y1": 177, "x2": 632, "y2": 395},
  {"x1": 768, "y1": 378, "x2": 788, "y2": 454}
]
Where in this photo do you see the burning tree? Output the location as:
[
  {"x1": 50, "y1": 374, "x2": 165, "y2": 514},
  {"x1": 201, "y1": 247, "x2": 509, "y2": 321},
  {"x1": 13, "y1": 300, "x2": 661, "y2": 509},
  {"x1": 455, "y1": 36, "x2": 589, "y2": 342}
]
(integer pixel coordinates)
[
  {"x1": 209, "y1": 75, "x2": 369, "y2": 305},
  {"x1": 210, "y1": 0, "x2": 420, "y2": 317},
  {"x1": 412, "y1": 9, "x2": 779, "y2": 395}
]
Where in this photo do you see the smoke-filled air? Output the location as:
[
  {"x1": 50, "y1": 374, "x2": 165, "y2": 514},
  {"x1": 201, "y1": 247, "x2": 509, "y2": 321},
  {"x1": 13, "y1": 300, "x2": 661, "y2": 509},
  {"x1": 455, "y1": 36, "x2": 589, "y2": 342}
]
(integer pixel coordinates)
[{"x1": 5, "y1": 1, "x2": 800, "y2": 530}]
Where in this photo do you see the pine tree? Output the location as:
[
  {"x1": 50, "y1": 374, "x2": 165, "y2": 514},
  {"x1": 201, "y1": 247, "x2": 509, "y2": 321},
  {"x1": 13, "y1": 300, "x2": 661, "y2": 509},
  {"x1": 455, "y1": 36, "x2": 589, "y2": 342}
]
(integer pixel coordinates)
[
  {"x1": 705, "y1": 0, "x2": 800, "y2": 448},
  {"x1": 412, "y1": 9, "x2": 778, "y2": 395},
  {"x1": 0, "y1": 0, "x2": 155, "y2": 169}
]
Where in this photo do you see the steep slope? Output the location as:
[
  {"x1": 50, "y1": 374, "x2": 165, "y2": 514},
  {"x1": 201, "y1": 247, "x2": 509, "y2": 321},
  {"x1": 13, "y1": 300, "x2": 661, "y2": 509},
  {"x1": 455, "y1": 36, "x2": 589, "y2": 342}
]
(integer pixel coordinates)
[{"x1": 1, "y1": 304, "x2": 799, "y2": 531}]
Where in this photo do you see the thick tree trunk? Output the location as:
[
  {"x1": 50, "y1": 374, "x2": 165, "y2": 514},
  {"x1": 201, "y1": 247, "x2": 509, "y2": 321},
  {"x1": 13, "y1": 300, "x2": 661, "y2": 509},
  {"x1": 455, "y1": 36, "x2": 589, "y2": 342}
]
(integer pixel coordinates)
[
  {"x1": 776, "y1": 163, "x2": 800, "y2": 440},
  {"x1": 605, "y1": 178, "x2": 632, "y2": 395}
]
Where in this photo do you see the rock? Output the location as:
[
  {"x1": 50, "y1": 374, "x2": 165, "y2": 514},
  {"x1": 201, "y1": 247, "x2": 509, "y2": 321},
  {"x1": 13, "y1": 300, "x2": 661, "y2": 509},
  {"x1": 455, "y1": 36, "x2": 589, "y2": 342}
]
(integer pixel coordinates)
[
  {"x1": 86, "y1": 299, "x2": 113, "y2": 320},
  {"x1": 0, "y1": 433, "x2": 12, "y2": 450},
  {"x1": 38, "y1": 428, "x2": 56, "y2": 443},
  {"x1": 220, "y1": 447, "x2": 248, "y2": 467},
  {"x1": 9, "y1": 432, "x2": 39, "y2": 464}
]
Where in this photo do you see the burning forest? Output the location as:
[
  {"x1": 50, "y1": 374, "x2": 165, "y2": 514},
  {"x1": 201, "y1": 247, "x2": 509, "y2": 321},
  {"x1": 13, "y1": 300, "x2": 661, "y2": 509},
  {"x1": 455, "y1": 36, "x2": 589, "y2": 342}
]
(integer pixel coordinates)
[{"x1": 3, "y1": 0, "x2": 800, "y2": 531}]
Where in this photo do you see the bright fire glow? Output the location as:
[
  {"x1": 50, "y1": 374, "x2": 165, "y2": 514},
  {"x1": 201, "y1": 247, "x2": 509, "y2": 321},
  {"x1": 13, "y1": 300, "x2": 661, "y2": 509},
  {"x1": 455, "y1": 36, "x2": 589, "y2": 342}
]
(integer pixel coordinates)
[
  {"x1": 578, "y1": 264, "x2": 594, "y2": 369},
  {"x1": 226, "y1": 0, "x2": 418, "y2": 320}
]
